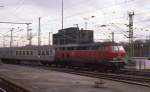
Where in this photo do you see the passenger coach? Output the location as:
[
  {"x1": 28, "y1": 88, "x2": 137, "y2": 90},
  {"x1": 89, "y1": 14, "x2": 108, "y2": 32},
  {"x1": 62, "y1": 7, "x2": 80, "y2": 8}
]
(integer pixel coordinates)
[{"x1": 0, "y1": 45, "x2": 55, "y2": 65}]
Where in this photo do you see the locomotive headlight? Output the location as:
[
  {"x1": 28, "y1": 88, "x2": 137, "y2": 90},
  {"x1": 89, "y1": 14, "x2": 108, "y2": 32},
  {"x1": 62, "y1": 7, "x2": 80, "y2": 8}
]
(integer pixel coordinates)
[
  {"x1": 113, "y1": 57, "x2": 123, "y2": 61},
  {"x1": 113, "y1": 58, "x2": 117, "y2": 61}
]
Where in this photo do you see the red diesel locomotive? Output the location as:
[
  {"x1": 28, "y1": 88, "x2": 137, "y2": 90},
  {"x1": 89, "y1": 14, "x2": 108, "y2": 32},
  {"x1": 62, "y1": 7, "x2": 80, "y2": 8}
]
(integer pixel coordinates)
[
  {"x1": 55, "y1": 42, "x2": 126, "y2": 70},
  {"x1": 0, "y1": 42, "x2": 126, "y2": 71}
]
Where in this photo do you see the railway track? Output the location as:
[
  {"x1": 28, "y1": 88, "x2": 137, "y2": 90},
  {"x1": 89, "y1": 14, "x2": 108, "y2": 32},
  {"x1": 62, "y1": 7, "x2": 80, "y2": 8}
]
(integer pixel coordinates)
[
  {"x1": 15, "y1": 64, "x2": 150, "y2": 87},
  {"x1": 118, "y1": 69, "x2": 150, "y2": 77},
  {"x1": 0, "y1": 80, "x2": 14, "y2": 92},
  {"x1": 0, "y1": 75, "x2": 35, "y2": 92},
  {"x1": 0, "y1": 88, "x2": 7, "y2": 92},
  {"x1": 47, "y1": 67, "x2": 150, "y2": 87}
]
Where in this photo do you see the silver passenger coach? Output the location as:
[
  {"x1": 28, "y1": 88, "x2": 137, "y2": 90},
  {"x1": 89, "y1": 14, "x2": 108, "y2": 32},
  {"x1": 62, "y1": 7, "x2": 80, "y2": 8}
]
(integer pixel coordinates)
[{"x1": 0, "y1": 45, "x2": 55, "y2": 65}]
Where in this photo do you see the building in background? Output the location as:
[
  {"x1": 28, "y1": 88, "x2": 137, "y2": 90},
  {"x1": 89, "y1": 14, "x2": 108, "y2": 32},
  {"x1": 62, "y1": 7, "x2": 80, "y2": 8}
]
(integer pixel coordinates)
[{"x1": 53, "y1": 27, "x2": 93, "y2": 45}]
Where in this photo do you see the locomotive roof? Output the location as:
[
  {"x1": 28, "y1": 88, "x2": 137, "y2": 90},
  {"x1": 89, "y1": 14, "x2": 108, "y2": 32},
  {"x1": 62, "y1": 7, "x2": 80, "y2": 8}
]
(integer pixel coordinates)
[
  {"x1": 0, "y1": 42, "x2": 121, "y2": 49},
  {"x1": 54, "y1": 42, "x2": 120, "y2": 48}
]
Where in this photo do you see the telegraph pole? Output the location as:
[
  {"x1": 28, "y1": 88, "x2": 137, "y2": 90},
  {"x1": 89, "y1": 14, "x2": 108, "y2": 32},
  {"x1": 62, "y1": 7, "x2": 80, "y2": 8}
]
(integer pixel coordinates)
[
  {"x1": 29, "y1": 32, "x2": 32, "y2": 45},
  {"x1": 111, "y1": 32, "x2": 114, "y2": 43},
  {"x1": 38, "y1": 17, "x2": 41, "y2": 46},
  {"x1": 3, "y1": 36, "x2": 5, "y2": 47},
  {"x1": 27, "y1": 24, "x2": 32, "y2": 45},
  {"x1": 149, "y1": 35, "x2": 150, "y2": 57},
  {"x1": 61, "y1": 0, "x2": 65, "y2": 44},
  {"x1": 10, "y1": 28, "x2": 14, "y2": 56},
  {"x1": 0, "y1": 22, "x2": 32, "y2": 46},
  {"x1": 128, "y1": 11, "x2": 134, "y2": 57},
  {"x1": 62, "y1": 0, "x2": 64, "y2": 30},
  {"x1": 85, "y1": 21, "x2": 87, "y2": 30},
  {"x1": 27, "y1": 24, "x2": 29, "y2": 40},
  {"x1": 49, "y1": 32, "x2": 52, "y2": 45},
  {"x1": 10, "y1": 28, "x2": 14, "y2": 47},
  {"x1": 83, "y1": 18, "x2": 88, "y2": 30}
]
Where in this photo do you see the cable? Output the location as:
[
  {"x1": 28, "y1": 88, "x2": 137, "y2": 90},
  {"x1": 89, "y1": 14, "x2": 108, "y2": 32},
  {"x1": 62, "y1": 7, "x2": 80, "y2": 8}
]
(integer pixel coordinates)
[{"x1": 42, "y1": 0, "x2": 137, "y2": 25}]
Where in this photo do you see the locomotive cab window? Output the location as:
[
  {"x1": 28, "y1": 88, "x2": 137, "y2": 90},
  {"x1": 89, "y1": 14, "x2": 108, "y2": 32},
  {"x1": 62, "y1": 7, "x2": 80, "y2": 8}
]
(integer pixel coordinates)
[{"x1": 112, "y1": 46, "x2": 125, "y2": 51}]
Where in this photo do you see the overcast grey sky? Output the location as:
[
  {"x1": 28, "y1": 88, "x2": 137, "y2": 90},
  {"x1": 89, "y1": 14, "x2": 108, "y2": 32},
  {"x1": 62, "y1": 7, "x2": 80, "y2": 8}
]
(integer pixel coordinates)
[{"x1": 0, "y1": 0, "x2": 149, "y2": 46}]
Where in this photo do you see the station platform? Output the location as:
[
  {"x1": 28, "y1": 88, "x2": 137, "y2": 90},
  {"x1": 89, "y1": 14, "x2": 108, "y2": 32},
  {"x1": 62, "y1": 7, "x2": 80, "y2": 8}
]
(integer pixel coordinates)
[{"x1": 0, "y1": 64, "x2": 150, "y2": 92}]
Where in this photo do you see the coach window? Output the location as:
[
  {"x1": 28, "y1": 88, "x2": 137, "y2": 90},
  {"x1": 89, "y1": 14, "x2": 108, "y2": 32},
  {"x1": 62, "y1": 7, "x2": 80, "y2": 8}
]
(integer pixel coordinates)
[
  {"x1": 42, "y1": 50, "x2": 45, "y2": 55},
  {"x1": 49, "y1": 49, "x2": 52, "y2": 54},
  {"x1": 38, "y1": 51, "x2": 41, "y2": 55},
  {"x1": 16, "y1": 51, "x2": 18, "y2": 55},
  {"x1": 17, "y1": 51, "x2": 20, "y2": 55},
  {"x1": 19, "y1": 51, "x2": 22, "y2": 55},
  {"x1": 23, "y1": 51, "x2": 25, "y2": 55},
  {"x1": 30, "y1": 51, "x2": 33, "y2": 55},
  {"x1": 46, "y1": 50, "x2": 49, "y2": 55},
  {"x1": 26, "y1": 51, "x2": 29, "y2": 55}
]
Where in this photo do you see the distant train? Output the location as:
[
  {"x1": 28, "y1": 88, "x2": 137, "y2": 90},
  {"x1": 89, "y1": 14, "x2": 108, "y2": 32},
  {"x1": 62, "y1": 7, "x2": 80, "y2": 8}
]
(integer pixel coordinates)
[{"x1": 0, "y1": 42, "x2": 127, "y2": 71}]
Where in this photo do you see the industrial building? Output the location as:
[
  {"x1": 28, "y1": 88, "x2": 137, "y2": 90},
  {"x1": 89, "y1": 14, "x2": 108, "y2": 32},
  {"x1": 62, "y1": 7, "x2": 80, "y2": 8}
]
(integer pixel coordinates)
[{"x1": 53, "y1": 27, "x2": 93, "y2": 45}]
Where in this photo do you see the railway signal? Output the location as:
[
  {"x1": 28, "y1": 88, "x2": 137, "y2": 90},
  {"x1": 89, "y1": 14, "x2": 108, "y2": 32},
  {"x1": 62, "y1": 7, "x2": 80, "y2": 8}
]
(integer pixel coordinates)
[{"x1": 128, "y1": 11, "x2": 135, "y2": 57}]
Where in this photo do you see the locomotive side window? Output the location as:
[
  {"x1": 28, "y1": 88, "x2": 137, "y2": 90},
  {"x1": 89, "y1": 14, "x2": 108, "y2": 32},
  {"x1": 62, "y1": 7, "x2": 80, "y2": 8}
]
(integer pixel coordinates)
[
  {"x1": 66, "y1": 53, "x2": 70, "y2": 58},
  {"x1": 98, "y1": 46, "x2": 103, "y2": 51},
  {"x1": 68, "y1": 47, "x2": 71, "y2": 50},
  {"x1": 62, "y1": 47, "x2": 67, "y2": 50},
  {"x1": 77, "y1": 46, "x2": 85, "y2": 50},
  {"x1": 88, "y1": 46, "x2": 93, "y2": 50},
  {"x1": 46, "y1": 50, "x2": 49, "y2": 55},
  {"x1": 62, "y1": 53, "x2": 64, "y2": 58}
]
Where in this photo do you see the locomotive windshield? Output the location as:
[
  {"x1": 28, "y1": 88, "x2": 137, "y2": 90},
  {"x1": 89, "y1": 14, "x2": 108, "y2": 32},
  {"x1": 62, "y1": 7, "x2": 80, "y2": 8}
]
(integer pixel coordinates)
[{"x1": 112, "y1": 46, "x2": 125, "y2": 51}]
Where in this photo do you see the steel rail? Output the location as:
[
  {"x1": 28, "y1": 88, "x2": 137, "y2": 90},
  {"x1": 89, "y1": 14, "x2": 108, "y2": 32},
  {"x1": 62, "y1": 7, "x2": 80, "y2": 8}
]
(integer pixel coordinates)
[
  {"x1": 18, "y1": 64, "x2": 150, "y2": 87},
  {"x1": 0, "y1": 87, "x2": 7, "y2": 92}
]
